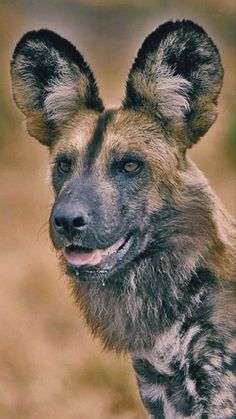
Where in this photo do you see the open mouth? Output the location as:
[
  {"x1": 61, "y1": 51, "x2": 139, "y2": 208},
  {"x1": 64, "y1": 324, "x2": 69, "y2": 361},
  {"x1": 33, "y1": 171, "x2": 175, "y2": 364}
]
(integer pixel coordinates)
[{"x1": 62, "y1": 234, "x2": 133, "y2": 273}]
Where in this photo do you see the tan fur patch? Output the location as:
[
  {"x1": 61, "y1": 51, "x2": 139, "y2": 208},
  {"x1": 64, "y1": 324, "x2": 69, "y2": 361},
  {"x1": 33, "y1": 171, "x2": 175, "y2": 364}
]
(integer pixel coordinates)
[{"x1": 50, "y1": 110, "x2": 100, "y2": 163}]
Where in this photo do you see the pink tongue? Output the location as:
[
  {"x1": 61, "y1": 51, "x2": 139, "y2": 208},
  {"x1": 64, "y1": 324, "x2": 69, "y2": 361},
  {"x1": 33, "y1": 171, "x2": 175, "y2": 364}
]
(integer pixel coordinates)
[{"x1": 63, "y1": 248, "x2": 102, "y2": 266}]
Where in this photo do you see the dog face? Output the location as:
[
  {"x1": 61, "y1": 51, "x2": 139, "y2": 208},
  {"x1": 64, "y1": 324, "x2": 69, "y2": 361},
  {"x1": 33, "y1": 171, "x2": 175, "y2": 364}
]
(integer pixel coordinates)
[
  {"x1": 11, "y1": 21, "x2": 223, "y2": 282},
  {"x1": 48, "y1": 107, "x2": 181, "y2": 280}
]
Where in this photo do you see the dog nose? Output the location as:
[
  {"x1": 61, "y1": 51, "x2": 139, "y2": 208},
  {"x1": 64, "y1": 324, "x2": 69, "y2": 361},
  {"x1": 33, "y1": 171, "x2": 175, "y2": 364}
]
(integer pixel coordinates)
[{"x1": 53, "y1": 205, "x2": 89, "y2": 238}]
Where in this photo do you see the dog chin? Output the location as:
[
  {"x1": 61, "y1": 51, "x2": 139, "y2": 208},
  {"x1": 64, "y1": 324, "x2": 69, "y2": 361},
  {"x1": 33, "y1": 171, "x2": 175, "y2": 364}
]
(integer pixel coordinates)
[{"x1": 61, "y1": 234, "x2": 134, "y2": 280}]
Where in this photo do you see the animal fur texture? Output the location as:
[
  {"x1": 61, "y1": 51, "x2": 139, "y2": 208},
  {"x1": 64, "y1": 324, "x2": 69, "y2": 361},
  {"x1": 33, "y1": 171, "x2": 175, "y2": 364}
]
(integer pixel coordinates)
[{"x1": 11, "y1": 20, "x2": 236, "y2": 418}]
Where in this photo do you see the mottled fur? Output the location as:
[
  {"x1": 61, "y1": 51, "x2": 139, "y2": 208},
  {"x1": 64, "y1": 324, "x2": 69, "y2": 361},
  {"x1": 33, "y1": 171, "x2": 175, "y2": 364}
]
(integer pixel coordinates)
[{"x1": 11, "y1": 20, "x2": 235, "y2": 418}]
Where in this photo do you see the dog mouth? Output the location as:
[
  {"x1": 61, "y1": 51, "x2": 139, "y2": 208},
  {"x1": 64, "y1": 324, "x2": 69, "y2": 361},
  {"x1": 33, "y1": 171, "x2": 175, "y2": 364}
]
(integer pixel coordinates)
[{"x1": 62, "y1": 234, "x2": 133, "y2": 273}]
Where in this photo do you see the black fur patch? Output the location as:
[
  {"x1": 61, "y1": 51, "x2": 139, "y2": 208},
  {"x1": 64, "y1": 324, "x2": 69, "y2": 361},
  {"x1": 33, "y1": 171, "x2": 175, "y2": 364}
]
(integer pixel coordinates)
[{"x1": 84, "y1": 110, "x2": 114, "y2": 169}]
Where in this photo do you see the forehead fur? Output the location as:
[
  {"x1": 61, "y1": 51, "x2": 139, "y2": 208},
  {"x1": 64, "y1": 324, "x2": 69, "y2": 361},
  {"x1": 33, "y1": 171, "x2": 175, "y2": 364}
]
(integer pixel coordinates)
[
  {"x1": 50, "y1": 108, "x2": 180, "y2": 182},
  {"x1": 50, "y1": 109, "x2": 100, "y2": 157},
  {"x1": 103, "y1": 109, "x2": 176, "y2": 155}
]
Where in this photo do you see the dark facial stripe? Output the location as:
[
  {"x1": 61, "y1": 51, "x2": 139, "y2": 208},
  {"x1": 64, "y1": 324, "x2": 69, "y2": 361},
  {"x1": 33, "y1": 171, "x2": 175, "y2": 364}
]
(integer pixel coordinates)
[{"x1": 84, "y1": 110, "x2": 114, "y2": 170}]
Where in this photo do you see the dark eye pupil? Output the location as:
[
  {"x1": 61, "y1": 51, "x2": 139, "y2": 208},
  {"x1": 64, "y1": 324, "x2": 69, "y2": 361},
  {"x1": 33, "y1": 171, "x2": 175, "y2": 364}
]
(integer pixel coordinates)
[
  {"x1": 58, "y1": 160, "x2": 71, "y2": 173},
  {"x1": 123, "y1": 161, "x2": 139, "y2": 173}
]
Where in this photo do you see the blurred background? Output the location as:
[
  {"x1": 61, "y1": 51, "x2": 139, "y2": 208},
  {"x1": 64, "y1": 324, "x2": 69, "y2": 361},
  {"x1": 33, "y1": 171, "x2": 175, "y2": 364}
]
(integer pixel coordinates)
[{"x1": 0, "y1": 1, "x2": 235, "y2": 418}]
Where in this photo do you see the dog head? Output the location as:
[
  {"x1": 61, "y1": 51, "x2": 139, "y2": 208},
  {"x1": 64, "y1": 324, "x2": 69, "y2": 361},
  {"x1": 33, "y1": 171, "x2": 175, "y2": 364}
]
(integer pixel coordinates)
[{"x1": 11, "y1": 20, "x2": 223, "y2": 282}]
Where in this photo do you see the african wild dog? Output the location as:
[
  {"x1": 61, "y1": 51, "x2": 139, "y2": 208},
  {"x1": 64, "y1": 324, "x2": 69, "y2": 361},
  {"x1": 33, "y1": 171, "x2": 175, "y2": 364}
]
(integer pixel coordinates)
[{"x1": 11, "y1": 20, "x2": 235, "y2": 418}]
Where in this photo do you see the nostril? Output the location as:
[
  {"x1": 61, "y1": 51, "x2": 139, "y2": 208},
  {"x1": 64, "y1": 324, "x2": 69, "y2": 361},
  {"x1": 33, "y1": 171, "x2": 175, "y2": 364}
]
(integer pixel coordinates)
[
  {"x1": 53, "y1": 207, "x2": 89, "y2": 236},
  {"x1": 72, "y1": 216, "x2": 87, "y2": 228},
  {"x1": 54, "y1": 217, "x2": 63, "y2": 228}
]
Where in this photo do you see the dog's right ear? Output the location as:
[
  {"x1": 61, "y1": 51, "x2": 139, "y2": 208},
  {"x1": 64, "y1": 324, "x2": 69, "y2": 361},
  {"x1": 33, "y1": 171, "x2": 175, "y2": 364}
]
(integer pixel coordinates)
[{"x1": 11, "y1": 30, "x2": 104, "y2": 146}]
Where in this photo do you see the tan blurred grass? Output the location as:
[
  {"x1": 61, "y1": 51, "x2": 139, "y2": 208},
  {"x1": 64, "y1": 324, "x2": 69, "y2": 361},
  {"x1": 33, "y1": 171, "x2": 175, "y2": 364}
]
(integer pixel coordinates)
[{"x1": 0, "y1": 1, "x2": 235, "y2": 418}]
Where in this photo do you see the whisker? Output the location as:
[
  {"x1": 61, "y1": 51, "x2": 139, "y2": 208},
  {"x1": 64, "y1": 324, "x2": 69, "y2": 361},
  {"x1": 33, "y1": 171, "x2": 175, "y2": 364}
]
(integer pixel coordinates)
[{"x1": 37, "y1": 219, "x2": 49, "y2": 240}]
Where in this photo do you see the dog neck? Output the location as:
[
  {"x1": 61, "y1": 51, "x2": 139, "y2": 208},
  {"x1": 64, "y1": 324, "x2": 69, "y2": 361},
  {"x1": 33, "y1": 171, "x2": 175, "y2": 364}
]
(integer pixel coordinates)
[{"x1": 72, "y1": 252, "x2": 217, "y2": 353}]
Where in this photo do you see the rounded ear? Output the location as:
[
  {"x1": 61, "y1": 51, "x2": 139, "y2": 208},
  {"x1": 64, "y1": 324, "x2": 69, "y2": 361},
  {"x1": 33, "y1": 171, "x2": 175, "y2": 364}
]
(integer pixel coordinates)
[
  {"x1": 124, "y1": 20, "x2": 223, "y2": 148},
  {"x1": 11, "y1": 29, "x2": 104, "y2": 146}
]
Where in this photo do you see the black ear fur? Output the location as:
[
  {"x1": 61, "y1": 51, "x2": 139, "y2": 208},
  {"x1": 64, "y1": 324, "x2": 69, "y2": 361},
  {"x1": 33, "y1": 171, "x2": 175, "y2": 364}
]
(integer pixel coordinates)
[
  {"x1": 11, "y1": 29, "x2": 104, "y2": 145},
  {"x1": 124, "y1": 20, "x2": 223, "y2": 147}
]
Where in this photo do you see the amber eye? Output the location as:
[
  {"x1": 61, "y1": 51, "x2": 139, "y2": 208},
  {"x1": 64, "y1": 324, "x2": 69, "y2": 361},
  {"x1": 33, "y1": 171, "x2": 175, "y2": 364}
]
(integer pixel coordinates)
[
  {"x1": 58, "y1": 160, "x2": 71, "y2": 173},
  {"x1": 122, "y1": 161, "x2": 140, "y2": 173}
]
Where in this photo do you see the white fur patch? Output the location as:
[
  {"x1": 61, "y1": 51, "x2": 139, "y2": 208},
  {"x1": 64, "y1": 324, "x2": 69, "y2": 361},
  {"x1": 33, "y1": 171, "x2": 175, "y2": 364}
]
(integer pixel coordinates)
[
  {"x1": 133, "y1": 322, "x2": 201, "y2": 376},
  {"x1": 185, "y1": 378, "x2": 197, "y2": 397},
  {"x1": 42, "y1": 43, "x2": 89, "y2": 123},
  {"x1": 141, "y1": 382, "x2": 163, "y2": 402},
  {"x1": 44, "y1": 71, "x2": 88, "y2": 122},
  {"x1": 132, "y1": 66, "x2": 191, "y2": 119}
]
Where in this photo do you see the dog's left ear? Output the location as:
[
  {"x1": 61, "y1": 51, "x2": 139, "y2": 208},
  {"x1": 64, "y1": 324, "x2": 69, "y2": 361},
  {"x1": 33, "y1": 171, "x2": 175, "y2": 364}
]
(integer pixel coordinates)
[
  {"x1": 124, "y1": 20, "x2": 223, "y2": 148},
  {"x1": 11, "y1": 29, "x2": 104, "y2": 146}
]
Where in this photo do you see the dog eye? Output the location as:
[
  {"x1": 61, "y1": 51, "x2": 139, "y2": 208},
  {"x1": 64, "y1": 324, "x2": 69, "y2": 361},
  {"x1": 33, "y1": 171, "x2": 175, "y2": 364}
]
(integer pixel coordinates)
[
  {"x1": 58, "y1": 160, "x2": 71, "y2": 174},
  {"x1": 122, "y1": 161, "x2": 141, "y2": 174}
]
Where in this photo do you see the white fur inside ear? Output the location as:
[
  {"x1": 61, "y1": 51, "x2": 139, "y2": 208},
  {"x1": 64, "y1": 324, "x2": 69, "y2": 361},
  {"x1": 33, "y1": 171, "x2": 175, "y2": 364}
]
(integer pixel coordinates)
[
  {"x1": 132, "y1": 63, "x2": 192, "y2": 118},
  {"x1": 44, "y1": 70, "x2": 88, "y2": 123},
  {"x1": 131, "y1": 33, "x2": 192, "y2": 118}
]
